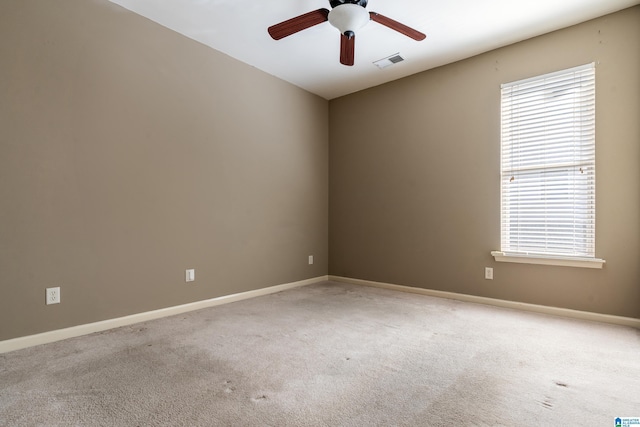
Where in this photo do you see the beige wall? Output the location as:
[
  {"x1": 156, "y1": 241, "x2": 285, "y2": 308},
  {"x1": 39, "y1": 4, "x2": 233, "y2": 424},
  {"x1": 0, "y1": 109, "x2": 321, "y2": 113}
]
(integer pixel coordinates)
[
  {"x1": 0, "y1": 0, "x2": 328, "y2": 341},
  {"x1": 1, "y1": 2, "x2": 638, "y2": 343},
  {"x1": 330, "y1": 7, "x2": 640, "y2": 319}
]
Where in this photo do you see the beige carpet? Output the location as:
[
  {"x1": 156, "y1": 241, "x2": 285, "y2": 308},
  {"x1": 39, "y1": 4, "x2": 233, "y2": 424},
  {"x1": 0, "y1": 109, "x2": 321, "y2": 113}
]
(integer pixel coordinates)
[{"x1": 1, "y1": 281, "x2": 639, "y2": 426}]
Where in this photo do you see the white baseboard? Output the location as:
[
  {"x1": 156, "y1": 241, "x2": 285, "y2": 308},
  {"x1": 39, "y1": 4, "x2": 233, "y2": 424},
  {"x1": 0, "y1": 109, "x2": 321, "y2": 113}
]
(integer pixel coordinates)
[
  {"x1": 5, "y1": 274, "x2": 636, "y2": 354},
  {"x1": 0, "y1": 275, "x2": 328, "y2": 354},
  {"x1": 329, "y1": 275, "x2": 640, "y2": 329}
]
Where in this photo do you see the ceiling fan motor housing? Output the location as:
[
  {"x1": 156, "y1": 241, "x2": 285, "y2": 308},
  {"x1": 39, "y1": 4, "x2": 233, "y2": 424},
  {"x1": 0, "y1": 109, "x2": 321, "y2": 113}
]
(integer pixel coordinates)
[
  {"x1": 329, "y1": 0, "x2": 368, "y2": 8},
  {"x1": 328, "y1": 3, "x2": 370, "y2": 34}
]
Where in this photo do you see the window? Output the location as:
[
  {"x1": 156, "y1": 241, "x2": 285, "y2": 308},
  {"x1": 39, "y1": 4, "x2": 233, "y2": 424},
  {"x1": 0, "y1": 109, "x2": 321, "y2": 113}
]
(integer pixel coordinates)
[{"x1": 492, "y1": 63, "x2": 605, "y2": 268}]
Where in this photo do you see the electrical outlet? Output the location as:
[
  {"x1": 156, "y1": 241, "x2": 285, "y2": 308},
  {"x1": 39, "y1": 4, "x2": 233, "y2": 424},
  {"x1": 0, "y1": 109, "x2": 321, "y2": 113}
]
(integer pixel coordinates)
[
  {"x1": 485, "y1": 267, "x2": 494, "y2": 280},
  {"x1": 185, "y1": 269, "x2": 195, "y2": 282},
  {"x1": 46, "y1": 287, "x2": 61, "y2": 305},
  {"x1": 308, "y1": 255, "x2": 314, "y2": 265}
]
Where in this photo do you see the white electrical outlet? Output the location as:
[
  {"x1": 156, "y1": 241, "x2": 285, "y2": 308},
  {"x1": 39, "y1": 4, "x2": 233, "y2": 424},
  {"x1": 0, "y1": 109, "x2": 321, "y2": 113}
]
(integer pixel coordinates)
[
  {"x1": 485, "y1": 267, "x2": 494, "y2": 280},
  {"x1": 308, "y1": 255, "x2": 314, "y2": 265},
  {"x1": 46, "y1": 287, "x2": 61, "y2": 305},
  {"x1": 185, "y1": 269, "x2": 195, "y2": 282}
]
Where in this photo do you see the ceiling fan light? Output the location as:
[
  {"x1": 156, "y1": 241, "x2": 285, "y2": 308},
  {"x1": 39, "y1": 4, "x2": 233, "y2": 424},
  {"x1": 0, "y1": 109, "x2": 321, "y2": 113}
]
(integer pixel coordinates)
[{"x1": 328, "y1": 4, "x2": 369, "y2": 34}]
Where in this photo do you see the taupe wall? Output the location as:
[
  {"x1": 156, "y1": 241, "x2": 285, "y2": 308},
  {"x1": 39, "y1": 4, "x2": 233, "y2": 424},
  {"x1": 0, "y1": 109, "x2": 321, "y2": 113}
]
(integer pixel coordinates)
[
  {"x1": 0, "y1": 0, "x2": 328, "y2": 341},
  {"x1": 1, "y1": 2, "x2": 638, "y2": 343},
  {"x1": 330, "y1": 7, "x2": 640, "y2": 319}
]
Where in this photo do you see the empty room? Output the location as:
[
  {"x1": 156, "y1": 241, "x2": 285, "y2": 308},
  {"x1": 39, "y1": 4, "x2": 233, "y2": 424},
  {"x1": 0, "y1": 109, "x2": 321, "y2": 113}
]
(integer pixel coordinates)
[{"x1": 1, "y1": 0, "x2": 639, "y2": 425}]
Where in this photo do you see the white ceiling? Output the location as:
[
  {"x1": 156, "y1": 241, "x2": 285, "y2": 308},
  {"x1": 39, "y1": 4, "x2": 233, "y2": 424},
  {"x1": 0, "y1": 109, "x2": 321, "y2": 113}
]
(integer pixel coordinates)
[{"x1": 108, "y1": 0, "x2": 639, "y2": 100}]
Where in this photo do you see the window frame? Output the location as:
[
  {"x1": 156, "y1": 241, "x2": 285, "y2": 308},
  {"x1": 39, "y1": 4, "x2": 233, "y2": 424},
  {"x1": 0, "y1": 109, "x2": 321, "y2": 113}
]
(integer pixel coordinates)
[{"x1": 492, "y1": 63, "x2": 605, "y2": 269}]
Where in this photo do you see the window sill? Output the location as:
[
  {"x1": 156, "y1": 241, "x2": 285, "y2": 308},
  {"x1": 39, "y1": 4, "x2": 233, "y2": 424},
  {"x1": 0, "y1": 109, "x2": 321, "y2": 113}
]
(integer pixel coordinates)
[{"x1": 491, "y1": 251, "x2": 606, "y2": 269}]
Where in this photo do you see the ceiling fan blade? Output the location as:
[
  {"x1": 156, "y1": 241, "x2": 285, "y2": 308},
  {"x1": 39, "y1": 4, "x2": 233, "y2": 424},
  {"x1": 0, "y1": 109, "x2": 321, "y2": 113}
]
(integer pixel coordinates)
[
  {"x1": 268, "y1": 8, "x2": 330, "y2": 40},
  {"x1": 369, "y1": 12, "x2": 426, "y2": 41},
  {"x1": 340, "y1": 32, "x2": 355, "y2": 66}
]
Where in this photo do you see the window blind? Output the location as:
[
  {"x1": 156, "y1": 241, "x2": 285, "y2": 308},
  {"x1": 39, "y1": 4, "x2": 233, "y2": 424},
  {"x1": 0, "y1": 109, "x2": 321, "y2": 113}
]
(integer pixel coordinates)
[{"x1": 500, "y1": 63, "x2": 596, "y2": 258}]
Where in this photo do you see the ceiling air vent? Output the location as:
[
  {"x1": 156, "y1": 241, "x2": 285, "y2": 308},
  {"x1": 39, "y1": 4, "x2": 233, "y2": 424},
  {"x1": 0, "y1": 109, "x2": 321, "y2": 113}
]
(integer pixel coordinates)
[{"x1": 373, "y1": 53, "x2": 404, "y2": 69}]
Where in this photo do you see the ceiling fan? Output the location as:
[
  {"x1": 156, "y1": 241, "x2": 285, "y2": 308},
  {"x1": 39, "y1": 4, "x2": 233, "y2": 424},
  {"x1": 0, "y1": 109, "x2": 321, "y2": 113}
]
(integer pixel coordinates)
[{"x1": 268, "y1": 0, "x2": 426, "y2": 66}]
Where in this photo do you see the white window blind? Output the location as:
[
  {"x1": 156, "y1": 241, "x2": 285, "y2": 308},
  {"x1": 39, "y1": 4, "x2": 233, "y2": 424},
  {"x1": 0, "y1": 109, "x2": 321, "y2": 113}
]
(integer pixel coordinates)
[{"x1": 500, "y1": 63, "x2": 596, "y2": 259}]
